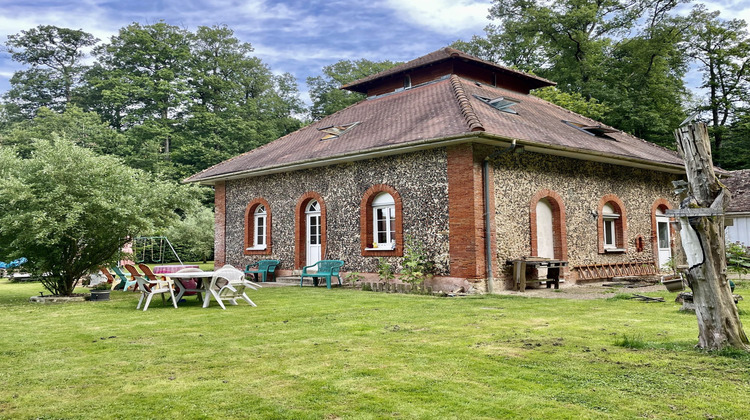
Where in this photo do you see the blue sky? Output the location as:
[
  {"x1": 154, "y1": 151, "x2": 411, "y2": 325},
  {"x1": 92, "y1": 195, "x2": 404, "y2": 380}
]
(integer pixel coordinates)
[
  {"x1": 0, "y1": 0, "x2": 494, "y2": 104},
  {"x1": 0, "y1": 0, "x2": 748, "y2": 104}
]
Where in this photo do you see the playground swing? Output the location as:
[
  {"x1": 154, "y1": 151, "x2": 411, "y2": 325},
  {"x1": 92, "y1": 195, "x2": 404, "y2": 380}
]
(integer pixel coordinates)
[{"x1": 133, "y1": 237, "x2": 182, "y2": 265}]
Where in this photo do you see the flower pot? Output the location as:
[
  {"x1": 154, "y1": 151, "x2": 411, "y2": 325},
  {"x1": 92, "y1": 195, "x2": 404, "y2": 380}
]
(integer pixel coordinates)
[
  {"x1": 661, "y1": 277, "x2": 684, "y2": 292},
  {"x1": 89, "y1": 290, "x2": 111, "y2": 301}
]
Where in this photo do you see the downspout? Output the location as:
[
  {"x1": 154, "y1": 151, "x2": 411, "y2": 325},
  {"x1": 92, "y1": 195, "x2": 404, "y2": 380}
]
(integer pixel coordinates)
[{"x1": 483, "y1": 139, "x2": 518, "y2": 294}]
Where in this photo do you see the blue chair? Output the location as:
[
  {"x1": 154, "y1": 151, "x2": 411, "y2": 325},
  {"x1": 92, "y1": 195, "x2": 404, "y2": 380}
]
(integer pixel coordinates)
[
  {"x1": 112, "y1": 266, "x2": 137, "y2": 291},
  {"x1": 300, "y1": 260, "x2": 345, "y2": 289}
]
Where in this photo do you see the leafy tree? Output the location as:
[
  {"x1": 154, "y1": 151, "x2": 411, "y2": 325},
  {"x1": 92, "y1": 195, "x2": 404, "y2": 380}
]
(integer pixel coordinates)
[
  {"x1": 3, "y1": 25, "x2": 98, "y2": 117},
  {"x1": 307, "y1": 59, "x2": 400, "y2": 120},
  {"x1": 165, "y1": 206, "x2": 215, "y2": 263},
  {"x1": 0, "y1": 137, "x2": 196, "y2": 296},
  {"x1": 686, "y1": 5, "x2": 750, "y2": 161},
  {"x1": 0, "y1": 106, "x2": 128, "y2": 158},
  {"x1": 532, "y1": 87, "x2": 609, "y2": 121}
]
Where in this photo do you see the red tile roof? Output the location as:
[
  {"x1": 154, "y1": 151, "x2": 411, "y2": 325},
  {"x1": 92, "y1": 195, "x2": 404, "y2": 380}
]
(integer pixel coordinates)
[
  {"x1": 186, "y1": 75, "x2": 684, "y2": 184},
  {"x1": 725, "y1": 170, "x2": 750, "y2": 213},
  {"x1": 342, "y1": 47, "x2": 555, "y2": 93}
]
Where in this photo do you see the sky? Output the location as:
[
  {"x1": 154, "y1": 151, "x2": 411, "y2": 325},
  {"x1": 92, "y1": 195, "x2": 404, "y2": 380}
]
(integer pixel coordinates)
[{"x1": 0, "y1": 0, "x2": 749, "y2": 105}]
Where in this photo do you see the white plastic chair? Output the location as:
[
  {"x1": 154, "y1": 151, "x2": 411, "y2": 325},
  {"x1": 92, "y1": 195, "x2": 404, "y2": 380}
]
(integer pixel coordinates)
[
  {"x1": 205, "y1": 265, "x2": 259, "y2": 309},
  {"x1": 173, "y1": 267, "x2": 204, "y2": 302},
  {"x1": 135, "y1": 275, "x2": 178, "y2": 311}
]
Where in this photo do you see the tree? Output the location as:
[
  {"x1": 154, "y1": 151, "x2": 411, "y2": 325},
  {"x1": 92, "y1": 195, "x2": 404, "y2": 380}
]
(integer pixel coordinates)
[
  {"x1": 0, "y1": 106, "x2": 128, "y2": 158},
  {"x1": 4, "y1": 25, "x2": 98, "y2": 117},
  {"x1": 0, "y1": 137, "x2": 196, "y2": 296},
  {"x1": 532, "y1": 87, "x2": 609, "y2": 121},
  {"x1": 673, "y1": 122, "x2": 749, "y2": 351},
  {"x1": 686, "y1": 5, "x2": 750, "y2": 162},
  {"x1": 165, "y1": 206, "x2": 215, "y2": 263},
  {"x1": 307, "y1": 59, "x2": 400, "y2": 120}
]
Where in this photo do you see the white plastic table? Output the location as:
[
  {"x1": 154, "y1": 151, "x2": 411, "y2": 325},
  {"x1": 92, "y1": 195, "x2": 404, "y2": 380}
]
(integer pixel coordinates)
[{"x1": 166, "y1": 271, "x2": 259, "y2": 308}]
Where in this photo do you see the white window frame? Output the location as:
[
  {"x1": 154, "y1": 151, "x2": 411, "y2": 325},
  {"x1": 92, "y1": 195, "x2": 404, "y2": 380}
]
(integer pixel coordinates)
[
  {"x1": 369, "y1": 193, "x2": 396, "y2": 250},
  {"x1": 602, "y1": 202, "x2": 621, "y2": 251},
  {"x1": 246, "y1": 205, "x2": 267, "y2": 251}
]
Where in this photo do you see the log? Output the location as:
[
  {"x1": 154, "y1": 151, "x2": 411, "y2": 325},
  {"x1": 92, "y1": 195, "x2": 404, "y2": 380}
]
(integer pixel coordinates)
[{"x1": 673, "y1": 123, "x2": 750, "y2": 350}]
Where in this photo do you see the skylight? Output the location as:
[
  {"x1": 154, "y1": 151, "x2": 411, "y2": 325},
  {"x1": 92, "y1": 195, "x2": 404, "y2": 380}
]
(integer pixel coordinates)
[
  {"x1": 473, "y1": 94, "x2": 519, "y2": 114},
  {"x1": 317, "y1": 122, "x2": 360, "y2": 141},
  {"x1": 563, "y1": 120, "x2": 618, "y2": 138}
]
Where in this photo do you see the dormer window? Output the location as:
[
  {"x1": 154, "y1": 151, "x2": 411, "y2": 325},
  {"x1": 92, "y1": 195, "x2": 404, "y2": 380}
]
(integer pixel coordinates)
[
  {"x1": 473, "y1": 95, "x2": 519, "y2": 114},
  {"x1": 404, "y1": 75, "x2": 412, "y2": 89},
  {"x1": 563, "y1": 120, "x2": 618, "y2": 139},
  {"x1": 317, "y1": 122, "x2": 360, "y2": 141}
]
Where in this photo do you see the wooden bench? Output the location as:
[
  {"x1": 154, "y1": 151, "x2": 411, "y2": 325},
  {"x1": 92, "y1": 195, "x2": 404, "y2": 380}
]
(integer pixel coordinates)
[
  {"x1": 507, "y1": 258, "x2": 568, "y2": 292},
  {"x1": 300, "y1": 260, "x2": 345, "y2": 289},
  {"x1": 244, "y1": 259, "x2": 281, "y2": 282}
]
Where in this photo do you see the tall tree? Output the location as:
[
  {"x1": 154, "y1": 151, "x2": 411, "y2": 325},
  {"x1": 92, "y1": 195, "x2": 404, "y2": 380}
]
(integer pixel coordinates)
[
  {"x1": 4, "y1": 25, "x2": 98, "y2": 117},
  {"x1": 686, "y1": 5, "x2": 750, "y2": 159},
  {"x1": 307, "y1": 59, "x2": 399, "y2": 120}
]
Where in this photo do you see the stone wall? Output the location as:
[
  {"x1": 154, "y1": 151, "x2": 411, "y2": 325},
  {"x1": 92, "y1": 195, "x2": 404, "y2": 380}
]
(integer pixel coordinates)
[
  {"x1": 223, "y1": 149, "x2": 451, "y2": 274},
  {"x1": 487, "y1": 147, "x2": 680, "y2": 288}
]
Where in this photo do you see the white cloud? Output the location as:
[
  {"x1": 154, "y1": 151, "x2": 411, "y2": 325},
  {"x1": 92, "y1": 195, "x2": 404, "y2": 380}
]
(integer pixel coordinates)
[{"x1": 383, "y1": 0, "x2": 491, "y2": 35}]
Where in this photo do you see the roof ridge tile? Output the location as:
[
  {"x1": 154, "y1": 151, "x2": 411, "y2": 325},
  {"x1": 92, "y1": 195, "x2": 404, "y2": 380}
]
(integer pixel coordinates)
[{"x1": 449, "y1": 75, "x2": 484, "y2": 132}]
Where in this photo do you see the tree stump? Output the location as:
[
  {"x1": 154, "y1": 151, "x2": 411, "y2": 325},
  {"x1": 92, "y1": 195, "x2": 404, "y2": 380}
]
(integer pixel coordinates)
[{"x1": 672, "y1": 123, "x2": 749, "y2": 350}]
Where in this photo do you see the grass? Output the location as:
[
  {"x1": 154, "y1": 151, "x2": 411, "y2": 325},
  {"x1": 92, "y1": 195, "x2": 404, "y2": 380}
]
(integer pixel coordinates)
[{"x1": 0, "y1": 280, "x2": 749, "y2": 419}]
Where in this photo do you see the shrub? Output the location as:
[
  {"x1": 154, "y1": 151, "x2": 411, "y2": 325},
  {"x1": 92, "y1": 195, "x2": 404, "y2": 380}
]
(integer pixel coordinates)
[{"x1": 399, "y1": 235, "x2": 434, "y2": 286}]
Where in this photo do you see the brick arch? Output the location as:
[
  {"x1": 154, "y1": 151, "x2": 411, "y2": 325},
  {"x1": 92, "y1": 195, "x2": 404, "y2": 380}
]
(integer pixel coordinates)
[
  {"x1": 360, "y1": 184, "x2": 404, "y2": 257},
  {"x1": 529, "y1": 189, "x2": 568, "y2": 261},
  {"x1": 244, "y1": 198, "x2": 272, "y2": 256},
  {"x1": 651, "y1": 198, "x2": 673, "y2": 263},
  {"x1": 295, "y1": 192, "x2": 327, "y2": 269},
  {"x1": 597, "y1": 194, "x2": 628, "y2": 253}
]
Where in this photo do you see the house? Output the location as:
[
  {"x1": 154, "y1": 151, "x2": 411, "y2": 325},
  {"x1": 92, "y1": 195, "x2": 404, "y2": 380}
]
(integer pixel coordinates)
[
  {"x1": 725, "y1": 169, "x2": 750, "y2": 247},
  {"x1": 185, "y1": 47, "x2": 685, "y2": 292}
]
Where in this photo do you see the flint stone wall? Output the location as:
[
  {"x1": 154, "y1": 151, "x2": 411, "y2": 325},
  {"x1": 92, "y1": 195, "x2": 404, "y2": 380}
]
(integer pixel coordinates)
[
  {"x1": 223, "y1": 149, "x2": 450, "y2": 274},
  {"x1": 488, "y1": 147, "x2": 680, "y2": 286}
]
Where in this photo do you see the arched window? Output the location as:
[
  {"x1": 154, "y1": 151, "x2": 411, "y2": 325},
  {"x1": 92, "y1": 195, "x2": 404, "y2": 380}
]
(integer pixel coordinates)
[
  {"x1": 244, "y1": 198, "x2": 271, "y2": 255},
  {"x1": 597, "y1": 195, "x2": 627, "y2": 253},
  {"x1": 360, "y1": 185, "x2": 403, "y2": 256}
]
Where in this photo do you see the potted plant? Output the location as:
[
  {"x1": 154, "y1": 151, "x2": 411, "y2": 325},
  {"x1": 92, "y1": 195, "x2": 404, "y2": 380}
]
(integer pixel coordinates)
[{"x1": 89, "y1": 281, "x2": 111, "y2": 301}]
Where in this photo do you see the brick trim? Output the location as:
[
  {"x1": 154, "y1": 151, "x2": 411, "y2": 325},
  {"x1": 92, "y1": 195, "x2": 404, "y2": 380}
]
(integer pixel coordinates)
[
  {"x1": 294, "y1": 192, "x2": 326, "y2": 269},
  {"x1": 360, "y1": 184, "x2": 404, "y2": 257},
  {"x1": 447, "y1": 144, "x2": 485, "y2": 279},
  {"x1": 214, "y1": 182, "x2": 226, "y2": 268},
  {"x1": 529, "y1": 189, "x2": 568, "y2": 261},
  {"x1": 243, "y1": 198, "x2": 272, "y2": 256},
  {"x1": 597, "y1": 194, "x2": 627, "y2": 253},
  {"x1": 650, "y1": 198, "x2": 673, "y2": 265}
]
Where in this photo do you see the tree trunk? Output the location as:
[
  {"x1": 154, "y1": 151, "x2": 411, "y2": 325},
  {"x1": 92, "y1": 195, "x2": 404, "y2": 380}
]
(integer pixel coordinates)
[{"x1": 673, "y1": 122, "x2": 749, "y2": 351}]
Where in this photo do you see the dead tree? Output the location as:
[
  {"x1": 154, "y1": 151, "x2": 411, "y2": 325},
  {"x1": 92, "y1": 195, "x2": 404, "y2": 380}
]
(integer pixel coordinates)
[{"x1": 671, "y1": 122, "x2": 749, "y2": 351}]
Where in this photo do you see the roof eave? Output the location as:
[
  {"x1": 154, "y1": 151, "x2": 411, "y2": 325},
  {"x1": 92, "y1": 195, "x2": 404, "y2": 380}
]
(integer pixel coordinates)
[{"x1": 186, "y1": 131, "x2": 686, "y2": 185}]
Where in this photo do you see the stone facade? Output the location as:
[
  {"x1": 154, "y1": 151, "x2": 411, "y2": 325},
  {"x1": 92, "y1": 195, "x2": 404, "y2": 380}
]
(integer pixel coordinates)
[
  {"x1": 219, "y1": 143, "x2": 680, "y2": 292},
  {"x1": 487, "y1": 146, "x2": 680, "y2": 290},
  {"x1": 223, "y1": 149, "x2": 451, "y2": 275}
]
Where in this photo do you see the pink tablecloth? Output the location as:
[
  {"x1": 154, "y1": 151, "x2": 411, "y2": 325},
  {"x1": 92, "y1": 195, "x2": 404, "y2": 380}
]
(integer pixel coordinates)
[{"x1": 153, "y1": 265, "x2": 200, "y2": 274}]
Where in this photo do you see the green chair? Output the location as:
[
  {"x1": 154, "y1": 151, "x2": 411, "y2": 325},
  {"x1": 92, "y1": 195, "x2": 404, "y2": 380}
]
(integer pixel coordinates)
[
  {"x1": 300, "y1": 260, "x2": 345, "y2": 289},
  {"x1": 112, "y1": 266, "x2": 136, "y2": 291},
  {"x1": 245, "y1": 259, "x2": 281, "y2": 282}
]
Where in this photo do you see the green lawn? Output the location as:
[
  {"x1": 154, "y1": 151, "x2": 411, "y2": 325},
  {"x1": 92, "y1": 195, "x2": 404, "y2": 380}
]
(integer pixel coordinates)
[{"x1": 0, "y1": 279, "x2": 749, "y2": 419}]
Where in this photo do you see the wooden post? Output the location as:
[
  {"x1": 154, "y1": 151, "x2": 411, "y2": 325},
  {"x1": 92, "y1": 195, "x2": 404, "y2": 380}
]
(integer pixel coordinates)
[{"x1": 672, "y1": 123, "x2": 750, "y2": 351}]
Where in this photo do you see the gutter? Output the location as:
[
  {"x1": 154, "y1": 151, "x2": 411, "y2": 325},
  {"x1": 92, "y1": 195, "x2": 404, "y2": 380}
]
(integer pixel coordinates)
[{"x1": 188, "y1": 132, "x2": 685, "y2": 185}]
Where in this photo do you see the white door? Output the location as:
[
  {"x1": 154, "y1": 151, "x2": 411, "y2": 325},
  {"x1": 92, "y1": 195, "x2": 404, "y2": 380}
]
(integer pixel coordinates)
[
  {"x1": 306, "y1": 201, "x2": 322, "y2": 267},
  {"x1": 656, "y1": 214, "x2": 672, "y2": 269}
]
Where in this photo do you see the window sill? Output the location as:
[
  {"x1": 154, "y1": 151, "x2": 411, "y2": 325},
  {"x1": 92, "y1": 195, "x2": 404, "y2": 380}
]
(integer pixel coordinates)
[
  {"x1": 365, "y1": 247, "x2": 395, "y2": 251},
  {"x1": 604, "y1": 248, "x2": 626, "y2": 253},
  {"x1": 246, "y1": 246, "x2": 267, "y2": 251}
]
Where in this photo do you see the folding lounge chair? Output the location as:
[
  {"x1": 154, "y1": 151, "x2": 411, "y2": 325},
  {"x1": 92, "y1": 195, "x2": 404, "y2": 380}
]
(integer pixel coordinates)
[{"x1": 206, "y1": 265, "x2": 259, "y2": 309}]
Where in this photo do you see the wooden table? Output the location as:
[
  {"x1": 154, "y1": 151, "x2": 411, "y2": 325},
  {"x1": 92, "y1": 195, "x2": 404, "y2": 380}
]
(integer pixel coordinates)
[{"x1": 506, "y1": 258, "x2": 568, "y2": 292}]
